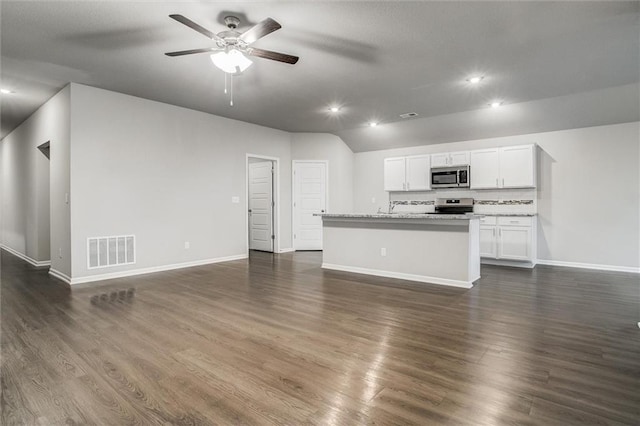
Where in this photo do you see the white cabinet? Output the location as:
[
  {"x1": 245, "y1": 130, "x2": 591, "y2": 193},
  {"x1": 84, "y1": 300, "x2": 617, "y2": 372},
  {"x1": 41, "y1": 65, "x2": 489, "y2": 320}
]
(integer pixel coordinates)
[
  {"x1": 500, "y1": 145, "x2": 536, "y2": 188},
  {"x1": 431, "y1": 151, "x2": 470, "y2": 168},
  {"x1": 470, "y1": 144, "x2": 536, "y2": 189},
  {"x1": 480, "y1": 216, "x2": 536, "y2": 265},
  {"x1": 384, "y1": 155, "x2": 430, "y2": 191},
  {"x1": 470, "y1": 149, "x2": 500, "y2": 188},
  {"x1": 405, "y1": 155, "x2": 431, "y2": 191},
  {"x1": 384, "y1": 157, "x2": 407, "y2": 191}
]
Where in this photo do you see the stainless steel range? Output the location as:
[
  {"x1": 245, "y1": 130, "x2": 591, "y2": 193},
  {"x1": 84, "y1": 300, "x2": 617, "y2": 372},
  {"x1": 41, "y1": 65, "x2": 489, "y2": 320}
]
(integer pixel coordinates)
[{"x1": 434, "y1": 198, "x2": 474, "y2": 214}]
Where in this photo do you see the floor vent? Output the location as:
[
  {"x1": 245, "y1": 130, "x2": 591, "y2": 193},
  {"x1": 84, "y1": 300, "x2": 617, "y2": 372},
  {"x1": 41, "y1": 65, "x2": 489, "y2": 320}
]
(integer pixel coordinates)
[{"x1": 87, "y1": 235, "x2": 135, "y2": 269}]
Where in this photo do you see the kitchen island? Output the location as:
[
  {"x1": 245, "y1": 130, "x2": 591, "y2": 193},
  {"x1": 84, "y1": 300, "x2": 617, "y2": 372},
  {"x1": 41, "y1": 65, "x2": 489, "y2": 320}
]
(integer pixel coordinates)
[{"x1": 318, "y1": 213, "x2": 482, "y2": 288}]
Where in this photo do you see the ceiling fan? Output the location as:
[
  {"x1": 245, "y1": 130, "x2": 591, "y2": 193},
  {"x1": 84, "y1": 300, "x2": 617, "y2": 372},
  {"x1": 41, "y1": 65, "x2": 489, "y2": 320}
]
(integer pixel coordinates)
[{"x1": 165, "y1": 14, "x2": 299, "y2": 73}]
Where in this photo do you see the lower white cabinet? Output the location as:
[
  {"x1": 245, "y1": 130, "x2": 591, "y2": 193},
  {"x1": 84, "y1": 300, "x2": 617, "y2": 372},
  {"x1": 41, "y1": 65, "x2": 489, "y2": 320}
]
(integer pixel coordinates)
[{"x1": 479, "y1": 216, "x2": 536, "y2": 265}]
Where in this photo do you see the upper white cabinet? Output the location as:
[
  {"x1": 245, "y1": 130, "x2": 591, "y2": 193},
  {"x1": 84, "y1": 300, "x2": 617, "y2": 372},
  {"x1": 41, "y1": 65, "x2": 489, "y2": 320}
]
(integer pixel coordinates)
[
  {"x1": 431, "y1": 151, "x2": 470, "y2": 168},
  {"x1": 470, "y1": 144, "x2": 536, "y2": 189},
  {"x1": 384, "y1": 155, "x2": 431, "y2": 191},
  {"x1": 470, "y1": 149, "x2": 500, "y2": 188},
  {"x1": 405, "y1": 155, "x2": 431, "y2": 191},
  {"x1": 500, "y1": 145, "x2": 536, "y2": 188},
  {"x1": 383, "y1": 157, "x2": 407, "y2": 191}
]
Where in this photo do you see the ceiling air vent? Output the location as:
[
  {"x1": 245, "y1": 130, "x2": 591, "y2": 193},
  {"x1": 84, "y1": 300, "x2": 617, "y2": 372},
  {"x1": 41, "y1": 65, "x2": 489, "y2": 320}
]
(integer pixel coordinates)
[{"x1": 399, "y1": 112, "x2": 419, "y2": 119}]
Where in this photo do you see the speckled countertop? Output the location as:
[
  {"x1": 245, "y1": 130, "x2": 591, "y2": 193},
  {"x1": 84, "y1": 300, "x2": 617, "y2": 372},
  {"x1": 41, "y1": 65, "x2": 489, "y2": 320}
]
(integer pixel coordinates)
[
  {"x1": 317, "y1": 213, "x2": 484, "y2": 220},
  {"x1": 479, "y1": 213, "x2": 537, "y2": 216}
]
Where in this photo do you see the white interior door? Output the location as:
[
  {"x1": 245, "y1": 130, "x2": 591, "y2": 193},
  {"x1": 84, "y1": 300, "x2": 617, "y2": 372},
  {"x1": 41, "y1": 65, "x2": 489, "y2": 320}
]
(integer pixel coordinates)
[
  {"x1": 294, "y1": 161, "x2": 327, "y2": 250},
  {"x1": 249, "y1": 161, "x2": 274, "y2": 252}
]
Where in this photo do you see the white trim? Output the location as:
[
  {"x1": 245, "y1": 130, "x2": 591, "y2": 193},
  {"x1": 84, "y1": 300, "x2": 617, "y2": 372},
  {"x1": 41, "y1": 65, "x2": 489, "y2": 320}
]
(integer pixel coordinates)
[
  {"x1": 246, "y1": 154, "x2": 280, "y2": 255},
  {"x1": 536, "y1": 259, "x2": 640, "y2": 274},
  {"x1": 292, "y1": 160, "x2": 329, "y2": 251},
  {"x1": 0, "y1": 244, "x2": 51, "y2": 268},
  {"x1": 322, "y1": 262, "x2": 475, "y2": 289},
  {"x1": 278, "y1": 248, "x2": 295, "y2": 253},
  {"x1": 49, "y1": 268, "x2": 72, "y2": 285},
  {"x1": 481, "y1": 258, "x2": 536, "y2": 269},
  {"x1": 69, "y1": 254, "x2": 248, "y2": 285}
]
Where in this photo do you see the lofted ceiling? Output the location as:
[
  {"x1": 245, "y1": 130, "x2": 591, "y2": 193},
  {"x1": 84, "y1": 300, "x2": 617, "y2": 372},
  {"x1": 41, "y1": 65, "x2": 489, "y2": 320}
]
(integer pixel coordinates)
[{"x1": 1, "y1": 1, "x2": 639, "y2": 152}]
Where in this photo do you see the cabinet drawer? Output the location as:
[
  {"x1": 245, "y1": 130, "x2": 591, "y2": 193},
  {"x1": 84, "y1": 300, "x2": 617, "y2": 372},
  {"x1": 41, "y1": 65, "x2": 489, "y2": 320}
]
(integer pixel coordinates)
[
  {"x1": 497, "y1": 216, "x2": 532, "y2": 227},
  {"x1": 479, "y1": 216, "x2": 497, "y2": 225}
]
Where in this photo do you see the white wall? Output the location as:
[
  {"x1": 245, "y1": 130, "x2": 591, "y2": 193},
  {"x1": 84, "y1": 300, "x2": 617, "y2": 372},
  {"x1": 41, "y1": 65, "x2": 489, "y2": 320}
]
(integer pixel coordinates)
[
  {"x1": 0, "y1": 85, "x2": 70, "y2": 272},
  {"x1": 354, "y1": 122, "x2": 640, "y2": 270},
  {"x1": 291, "y1": 133, "x2": 354, "y2": 214},
  {"x1": 70, "y1": 83, "x2": 293, "y2": 280}
]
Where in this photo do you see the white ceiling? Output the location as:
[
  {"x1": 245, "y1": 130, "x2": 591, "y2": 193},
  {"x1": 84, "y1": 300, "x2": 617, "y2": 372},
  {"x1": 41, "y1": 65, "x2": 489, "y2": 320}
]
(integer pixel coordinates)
[{"x1": 1, "y1": 1, "x2": 639, "y2": 151}]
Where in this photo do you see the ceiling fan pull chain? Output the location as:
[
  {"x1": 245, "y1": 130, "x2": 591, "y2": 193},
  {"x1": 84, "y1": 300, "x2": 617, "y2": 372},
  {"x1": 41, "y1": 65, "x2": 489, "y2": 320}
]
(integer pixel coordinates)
[
  {"x1": 224, "y1": 72, "x2": 228, "y2": 95},
  {"x1": 230, "y1": 73, "x2": 234, "y2": 107}
]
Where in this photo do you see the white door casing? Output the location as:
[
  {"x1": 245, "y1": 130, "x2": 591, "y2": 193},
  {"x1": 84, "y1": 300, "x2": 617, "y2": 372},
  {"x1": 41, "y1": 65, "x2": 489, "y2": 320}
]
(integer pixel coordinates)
[
  {"x1": 293, "y1": 161, "x2": 327, "y2": 250},
  {"x1": 249, "y1": 161, "x2": 274, "y2": 252}
]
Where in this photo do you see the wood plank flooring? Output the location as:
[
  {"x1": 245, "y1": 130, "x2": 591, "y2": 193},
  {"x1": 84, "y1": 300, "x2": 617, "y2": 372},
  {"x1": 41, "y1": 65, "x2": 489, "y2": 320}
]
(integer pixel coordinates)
[{"x1": 1, "y1": 249, "x2": 639, "y2": 425}]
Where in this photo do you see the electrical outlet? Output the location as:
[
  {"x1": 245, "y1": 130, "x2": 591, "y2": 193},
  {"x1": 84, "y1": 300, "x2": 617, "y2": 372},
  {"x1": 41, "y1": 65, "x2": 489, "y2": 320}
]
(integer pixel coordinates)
[
  {"x1": 231, "y1": 196, "x2": 240, "y2": 204},
  {"x1": 371, "y1": 197, "x2": 376, "y2": 203},
  {"x1": 184, "y1": 241, "x2": 190, "y2": 249},
  {"x1": 58, "y1": 247, "x2": 63, "y2": 259},
  {"x1": 381, "y1": 248, "x2": 387, "y2": 257}
]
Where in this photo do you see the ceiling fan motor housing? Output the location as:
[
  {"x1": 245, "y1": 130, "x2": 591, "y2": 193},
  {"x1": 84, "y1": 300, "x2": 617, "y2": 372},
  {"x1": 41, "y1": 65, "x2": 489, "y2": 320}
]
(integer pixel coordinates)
[{"x1": 224, "y1": 16, "x2": 240, "y2": 29}]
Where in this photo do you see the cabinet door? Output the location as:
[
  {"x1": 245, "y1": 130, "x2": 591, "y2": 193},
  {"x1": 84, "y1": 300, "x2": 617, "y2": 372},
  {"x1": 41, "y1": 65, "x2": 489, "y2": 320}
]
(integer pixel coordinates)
[
  {"x1": 448, "y1": 151, "x2": 470, "y2": 166},
  {"x1": 498, "y1": 226, "x2": 531, "y2": 261},
  {"x1": 405, "y1": 155, "x2": 430, "y2": 191},
  {"x1": 431, "y1": 153, "x2": 450, "y2": 168},
  {"x1": 479, "y1": 226, "x2": 497, "y2": 258},
  {"x1": 470, "y1": 149, "x2": 500, "y2": 189},
  {"x1": 500, "y1": 145, "x2": 535, "y2": 188},
  {"x1": 384, "y1": 157, "x2": 406, "y2": 191}
]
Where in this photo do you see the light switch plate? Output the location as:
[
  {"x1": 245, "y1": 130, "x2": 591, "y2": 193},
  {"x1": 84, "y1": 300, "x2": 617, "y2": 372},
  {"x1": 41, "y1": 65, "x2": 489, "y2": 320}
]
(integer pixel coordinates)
[{"x1": 231, "y1": 196, "x2": 240, "y2": 203}]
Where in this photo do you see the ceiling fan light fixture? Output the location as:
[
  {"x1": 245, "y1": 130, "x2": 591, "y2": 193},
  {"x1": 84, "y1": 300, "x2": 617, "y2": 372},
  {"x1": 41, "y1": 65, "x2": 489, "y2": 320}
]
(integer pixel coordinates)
[{"x1": 210, "y1": 49, "x2": 253, "y2": 74}]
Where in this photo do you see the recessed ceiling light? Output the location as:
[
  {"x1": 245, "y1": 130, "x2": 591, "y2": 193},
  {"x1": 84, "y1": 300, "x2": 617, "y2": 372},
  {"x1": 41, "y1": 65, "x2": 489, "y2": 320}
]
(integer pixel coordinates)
[
  {"x1": 490, "y1": 101, "x2": 502, "y2": 108},
  {"x1": 369, "y1": 122, "x2": 378, "y2": 127},
  {"x1": 1, "y1": 89, "x2": 13, "y2": 94},
  {"x1": 329, "y1": 106, "x2": 341, "y2": 113},
  {"x1": 467, "y1": 76, "x2": 484, "y2": 84}
]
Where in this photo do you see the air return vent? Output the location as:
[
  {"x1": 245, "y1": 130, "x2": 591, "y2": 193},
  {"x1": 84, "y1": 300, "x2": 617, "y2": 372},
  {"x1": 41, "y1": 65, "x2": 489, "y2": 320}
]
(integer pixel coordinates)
[
  {"x1": 399, "y1": 112, "x2": 419, "y2": 119},
  {"x1": 87, "y1": 235, "x2": 135, "y2": 269}
]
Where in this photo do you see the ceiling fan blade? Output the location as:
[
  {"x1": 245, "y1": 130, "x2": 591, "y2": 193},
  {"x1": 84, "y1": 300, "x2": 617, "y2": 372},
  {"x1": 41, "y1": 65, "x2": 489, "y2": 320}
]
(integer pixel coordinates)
[
  {"x1": 247, "y1": 48, "x2": 299, "y2": 64},
  {"x1": 165, "y1": 47, "x2": 221, "y2": 57},
  {"x1": 239, "y1": 18, "x2": 281, "y2": 44},
  {"x1": 169, "y1": 14, "x2": 224, "y2": 43}
]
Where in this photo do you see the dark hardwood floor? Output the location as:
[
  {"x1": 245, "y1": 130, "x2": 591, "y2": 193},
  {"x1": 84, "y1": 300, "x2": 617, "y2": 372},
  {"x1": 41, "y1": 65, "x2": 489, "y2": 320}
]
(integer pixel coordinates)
[{"x1": 1, "y1": 249, "x2": 639, "y2": 425}]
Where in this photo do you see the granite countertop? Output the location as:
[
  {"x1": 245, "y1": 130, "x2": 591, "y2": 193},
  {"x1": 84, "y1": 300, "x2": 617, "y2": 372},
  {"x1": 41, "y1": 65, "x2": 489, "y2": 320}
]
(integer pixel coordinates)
[
  {"x1": 317, "y1": 213, "x2": 484, "y2": 220},
  {"x1": 478, "y1": 213, "x2": 537, "y2": 216}
]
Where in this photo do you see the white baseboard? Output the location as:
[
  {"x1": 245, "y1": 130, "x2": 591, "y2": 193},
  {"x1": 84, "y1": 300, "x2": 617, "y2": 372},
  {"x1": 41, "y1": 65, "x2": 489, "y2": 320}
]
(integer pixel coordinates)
[
  {"x1": 49, "y1": 268, "x2": 72, "y2": 285},
  {"x1": 278, "y1": 248, "x2": 295, "y2": 253},
  {"x1": 1, "y1": 244, "x2": 51, "y2": 268},
  {"x1": 322, "y1": 263, "x2": 474, "y2": 289},
  {"x1": 536, "y1": 259, "x2": 640, "y2": 274},
  {"x1": 481, "y1": 258, "x2": 536, "y2": 269},
  {"x1": 69, "y1": 254, "x2": 248, "y2": 285}
]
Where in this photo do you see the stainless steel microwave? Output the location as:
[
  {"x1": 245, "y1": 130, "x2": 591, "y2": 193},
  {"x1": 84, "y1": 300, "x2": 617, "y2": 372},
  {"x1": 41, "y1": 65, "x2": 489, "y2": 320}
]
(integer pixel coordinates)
[{"x1": 431, "y1": 165, "x2": 470, "y2": 188}]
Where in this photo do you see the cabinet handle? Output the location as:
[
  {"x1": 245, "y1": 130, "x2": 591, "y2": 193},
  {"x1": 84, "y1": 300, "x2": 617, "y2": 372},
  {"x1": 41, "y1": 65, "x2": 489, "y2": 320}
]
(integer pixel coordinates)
[
  {"x1": 493, "y1": 228, "x2": 496, "y2": 236},
  {"x1": 502, "y1": 178, "x2": 505, "y2": 187},
  {"x1": 496, "y1": 178, "x2": 498, "y2": 187},
  {"x1": 407, "y1": 182, "x2": 410, "y2": 190},
  {"x1": 403, "y1": 182, "x2": 406, "y2": 190}
]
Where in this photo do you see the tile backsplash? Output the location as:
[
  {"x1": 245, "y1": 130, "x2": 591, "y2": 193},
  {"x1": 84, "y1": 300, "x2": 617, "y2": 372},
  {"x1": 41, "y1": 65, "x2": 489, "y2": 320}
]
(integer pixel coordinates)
[{"x1": 389, "y1": 188, "x2": 537, "y2": 214}]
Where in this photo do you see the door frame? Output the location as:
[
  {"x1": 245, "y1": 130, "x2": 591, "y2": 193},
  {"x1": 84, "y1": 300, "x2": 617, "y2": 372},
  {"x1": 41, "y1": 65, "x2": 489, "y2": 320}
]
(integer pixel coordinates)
[
  {"x1": 292, "y1": 160, "x2": 329, "y2": 251},
  {"x1": 246, "y1": 154, "x2": 280, "y2": 255}
]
